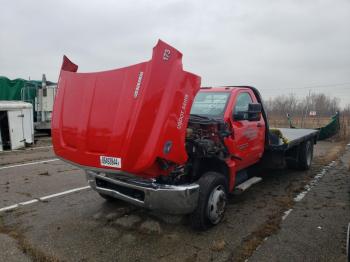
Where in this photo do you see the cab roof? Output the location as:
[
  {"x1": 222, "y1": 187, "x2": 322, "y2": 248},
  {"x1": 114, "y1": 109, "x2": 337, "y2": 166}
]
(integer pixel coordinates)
[{"x1": 200, "y1": 86, "x2": 254, "y2": 92}]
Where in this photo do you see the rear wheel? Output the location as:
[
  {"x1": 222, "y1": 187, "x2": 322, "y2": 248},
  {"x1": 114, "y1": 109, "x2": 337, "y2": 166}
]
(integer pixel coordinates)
[
  {"x1": 190, "y1": 172, "x2": 228, "y2": 230},
  {"x1": 286, "y1": 140, "x2": 314, "y2": 170},
  {"x1": 297, "y1": 140, "x2": 313, "y2": 170}
]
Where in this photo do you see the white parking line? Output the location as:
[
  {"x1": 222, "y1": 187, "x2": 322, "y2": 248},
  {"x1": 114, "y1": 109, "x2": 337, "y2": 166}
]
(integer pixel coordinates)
[
  {"x1": 294, "y1": 161, "x2": 335, "y2": 203},
  {"x1": 0, "y1": 186, "x2": 90, "y2": 213},
  {"x1": 250, "y1": 160, "x2": 338, "y2": 257},
  {"x1": 0, "y1": 158, "x2": 59, "y2": 170},
  {"x1": 282, "y1": 208, "x2": 293, "y2": 220},
  {"x1": 40, "y1": 186, "x2": 90, "y2": 200},
  {"x1": 281, "y1": 161, "x2": 336, "y2": 221},
  {"x1": 28, "y1": 146, "x2": 53, "y2": 150}
]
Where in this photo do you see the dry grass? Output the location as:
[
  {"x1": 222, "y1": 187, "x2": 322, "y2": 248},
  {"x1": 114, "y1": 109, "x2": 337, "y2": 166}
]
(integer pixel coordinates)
[
  {"x1": 234, "y1": 195, "x2": 295, "y2": 262},
  {"x1": 315, "y1": 143, "x2": 348, "y2": 166},
  {"x1": 235, "y1": 211, "x2": 282, "y2": 261},
  {"x1": 269, "y1": 116, "x2": 332, "y2": 129}
]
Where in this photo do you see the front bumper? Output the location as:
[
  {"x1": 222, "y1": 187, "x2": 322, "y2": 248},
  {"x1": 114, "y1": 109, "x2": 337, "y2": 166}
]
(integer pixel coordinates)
[{"x1": 86, "y1": 171, "x2": 199, "y2": 214}]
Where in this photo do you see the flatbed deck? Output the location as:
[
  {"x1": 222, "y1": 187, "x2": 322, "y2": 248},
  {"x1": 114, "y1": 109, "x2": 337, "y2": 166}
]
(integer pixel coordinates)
[{"x1": 269, "y1": 128, "x2": 319, "y2": 151}]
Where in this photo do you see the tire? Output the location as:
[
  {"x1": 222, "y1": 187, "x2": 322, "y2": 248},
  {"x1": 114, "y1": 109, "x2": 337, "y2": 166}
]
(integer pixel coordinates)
[
  {"x1": 190, "y1": 172, "x2": 228, "y2": 230},
  {"x1": 297, "y1": 140, "x2": 313, "y2": 170},
  {"x1": 286, "y1": 159, "x2": 298, "y2": 169},
  {"x1": 98, "y1": 193, "x2": 117, "y2": 202}
]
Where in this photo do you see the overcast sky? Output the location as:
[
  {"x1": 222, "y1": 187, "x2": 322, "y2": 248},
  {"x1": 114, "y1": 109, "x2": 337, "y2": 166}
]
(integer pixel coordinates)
[{"x1": 1, "y1": 0, "x2": 350, "y2": 106}]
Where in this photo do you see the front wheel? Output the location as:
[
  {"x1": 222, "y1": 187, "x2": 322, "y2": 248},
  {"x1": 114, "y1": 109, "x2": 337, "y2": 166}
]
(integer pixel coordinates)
[{"x1": 190, "y1": 172, "x2": 228, "y2": 230}]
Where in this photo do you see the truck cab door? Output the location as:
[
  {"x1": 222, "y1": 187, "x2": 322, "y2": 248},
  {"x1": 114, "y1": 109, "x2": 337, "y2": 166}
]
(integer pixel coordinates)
[{"x1": 227, "y1": 91, "x2": 264, "y2": 169}]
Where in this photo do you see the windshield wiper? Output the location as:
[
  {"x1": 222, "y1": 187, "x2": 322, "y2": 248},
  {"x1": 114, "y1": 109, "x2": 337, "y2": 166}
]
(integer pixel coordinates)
[
  {"x1": 189, "y1": 114, "x2": 220, "y2": 124},
  {"x1": 190, "y1": 114, "x2": 212, "y2": 119}
]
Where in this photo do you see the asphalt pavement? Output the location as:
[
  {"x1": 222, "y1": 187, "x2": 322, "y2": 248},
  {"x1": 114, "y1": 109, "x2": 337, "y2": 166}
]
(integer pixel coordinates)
[
  {"x1": 0, "y1": 139, "x2": 349, "y2": 262},
  {"x1": 250, "y1": 147, "x2": 350, "y2": 262}
]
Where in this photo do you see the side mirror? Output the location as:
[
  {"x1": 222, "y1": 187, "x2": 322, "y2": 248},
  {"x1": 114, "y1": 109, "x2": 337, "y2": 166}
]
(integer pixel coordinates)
[
  {"x1": 233, "y1": 103, "x2": 262, "y2": 121},
  {"x1": 247, "y1": 103, "x2": 262, "y2": 121},
  {"x1": 233, "y1": 111, "x2": 247, "y2": 121}
]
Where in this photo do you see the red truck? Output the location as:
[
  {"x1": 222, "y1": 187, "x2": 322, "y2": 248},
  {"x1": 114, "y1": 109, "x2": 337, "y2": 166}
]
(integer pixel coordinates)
[{"x1": 52, "y1": 40, "x2": 318, "y2": 230}]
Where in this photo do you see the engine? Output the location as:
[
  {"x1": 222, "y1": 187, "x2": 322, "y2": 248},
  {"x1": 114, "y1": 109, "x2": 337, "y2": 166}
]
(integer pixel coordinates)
[
  {"x1": 156, "y1": 115, "x2": 231, "y2": 185},
  {"x1": 185, "y1": 115, "x2": 230, "y2": 159}
]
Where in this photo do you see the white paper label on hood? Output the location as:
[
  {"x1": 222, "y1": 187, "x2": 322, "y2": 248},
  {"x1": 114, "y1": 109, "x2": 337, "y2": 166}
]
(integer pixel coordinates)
[
  {"x1": 177, "y1": 94, "x2": 189, "y2": 130},
  {"x1": 100, "y1": 156, "x2": 121, "y2": 168},
  {"x1": 134, "y1": 72, "x2": 144, "y2": 98}
]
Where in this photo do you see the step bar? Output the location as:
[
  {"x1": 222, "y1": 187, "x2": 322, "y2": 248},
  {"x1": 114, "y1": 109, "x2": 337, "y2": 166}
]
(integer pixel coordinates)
[{"x1": 234, "y1": 176, "x2": 262, "y2": 194}]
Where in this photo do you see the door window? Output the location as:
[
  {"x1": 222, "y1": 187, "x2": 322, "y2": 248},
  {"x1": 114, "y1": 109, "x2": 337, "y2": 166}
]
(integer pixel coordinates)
[{"x1": 233, "y1": 92, "x2": 252, "y2": 114}]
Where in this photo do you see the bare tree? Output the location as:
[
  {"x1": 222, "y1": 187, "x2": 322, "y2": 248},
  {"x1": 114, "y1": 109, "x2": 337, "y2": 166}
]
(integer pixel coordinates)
[{"x1": 265, "y1": 92, "x2": 341, "y2": 118}]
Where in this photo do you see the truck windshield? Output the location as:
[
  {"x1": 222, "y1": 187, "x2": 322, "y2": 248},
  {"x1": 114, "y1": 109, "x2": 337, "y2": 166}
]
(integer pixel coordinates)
[{"x1": 190, "y1": 92, "x2": 230, "y2": 117}]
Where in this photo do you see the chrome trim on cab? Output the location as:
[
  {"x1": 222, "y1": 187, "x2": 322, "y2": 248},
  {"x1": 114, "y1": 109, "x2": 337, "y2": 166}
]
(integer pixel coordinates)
[{"x1": 86, "y1": 170, "x2": 199, "y2": 214}]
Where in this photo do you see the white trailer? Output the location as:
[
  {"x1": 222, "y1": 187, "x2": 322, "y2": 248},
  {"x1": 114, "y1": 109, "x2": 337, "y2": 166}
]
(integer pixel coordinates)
[{"x1": 0, "y1": 101, "x2": 34, "y2": 151}]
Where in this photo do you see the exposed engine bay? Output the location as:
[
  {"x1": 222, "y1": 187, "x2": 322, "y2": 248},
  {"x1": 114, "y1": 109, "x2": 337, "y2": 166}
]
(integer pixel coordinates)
[
  {"x1": 157, "y1": 114, "x2": 231, "y2": 185},
  {"x1": 185, "y1": 115, "x2": 230, "y2": 159}
]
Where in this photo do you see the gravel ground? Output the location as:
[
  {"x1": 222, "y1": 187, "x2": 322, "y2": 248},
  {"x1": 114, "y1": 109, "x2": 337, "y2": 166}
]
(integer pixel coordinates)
[{"x1": 0, "y1": 138, "x2": 348, "y2": 262}]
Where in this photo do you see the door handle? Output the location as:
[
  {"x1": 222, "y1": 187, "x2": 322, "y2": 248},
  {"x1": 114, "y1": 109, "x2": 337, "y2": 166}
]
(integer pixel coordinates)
[{"x1": 257, "y1": 123, "x2": 262, "y2": 128}]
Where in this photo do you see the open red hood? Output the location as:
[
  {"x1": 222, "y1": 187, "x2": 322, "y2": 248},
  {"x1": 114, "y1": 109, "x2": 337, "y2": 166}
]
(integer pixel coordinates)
[{"x1": 52, "y1": 40, "x2": 201, "y2": 176}]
